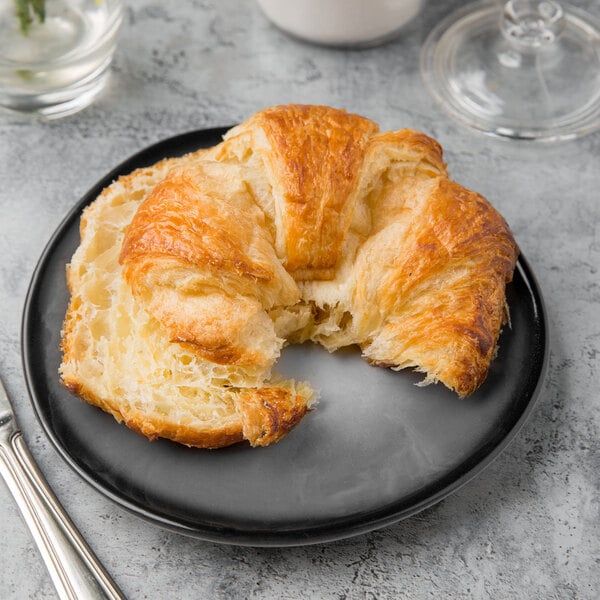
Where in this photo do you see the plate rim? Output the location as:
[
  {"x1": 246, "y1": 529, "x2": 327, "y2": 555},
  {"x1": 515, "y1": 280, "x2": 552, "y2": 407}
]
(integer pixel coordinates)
[{"x1": 21, "y1": 128, "x2": 550, "y2": 547}]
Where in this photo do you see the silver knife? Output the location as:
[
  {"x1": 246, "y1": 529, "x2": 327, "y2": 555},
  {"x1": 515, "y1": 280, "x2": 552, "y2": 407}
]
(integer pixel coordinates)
[{"x1": 0, "y1": 375, "x2": 125, "y2": 600}]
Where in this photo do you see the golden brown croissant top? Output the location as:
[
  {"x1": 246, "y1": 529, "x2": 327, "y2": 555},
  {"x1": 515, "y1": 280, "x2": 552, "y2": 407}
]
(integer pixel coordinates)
[{"x1": 120, "y1": 104, "x2": 518, "y2": 398}]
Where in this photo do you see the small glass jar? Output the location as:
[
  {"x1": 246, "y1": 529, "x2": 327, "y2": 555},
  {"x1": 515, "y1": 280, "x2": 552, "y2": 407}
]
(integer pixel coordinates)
[
  {"x1": 0, "y1": 0, "x2": 123, "y2": 118},
  {"x1": 257, "y1": 0, "x2": 424, "y2": 48}
]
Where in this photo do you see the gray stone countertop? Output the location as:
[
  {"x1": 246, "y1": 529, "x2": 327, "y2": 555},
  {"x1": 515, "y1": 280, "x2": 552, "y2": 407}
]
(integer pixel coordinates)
[{"x1": 1, "y1": 1, "x2": 599, "y2": 598}]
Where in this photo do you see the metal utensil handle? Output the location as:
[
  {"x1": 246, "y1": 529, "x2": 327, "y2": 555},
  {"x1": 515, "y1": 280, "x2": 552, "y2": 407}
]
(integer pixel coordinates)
[{"x1": 0, "y1": 431, "x2": 124, "y2": 600}]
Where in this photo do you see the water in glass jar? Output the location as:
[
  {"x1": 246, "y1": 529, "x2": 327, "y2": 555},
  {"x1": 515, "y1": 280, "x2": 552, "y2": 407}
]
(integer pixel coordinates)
[{"x1": 0, "y1": 0, "x2": 122, "y2": 116}]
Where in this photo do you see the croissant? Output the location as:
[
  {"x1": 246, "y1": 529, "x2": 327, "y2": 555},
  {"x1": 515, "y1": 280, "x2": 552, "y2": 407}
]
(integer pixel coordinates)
[{"x1": 60, "y1": 104, "x2": 518, "y2": 448}]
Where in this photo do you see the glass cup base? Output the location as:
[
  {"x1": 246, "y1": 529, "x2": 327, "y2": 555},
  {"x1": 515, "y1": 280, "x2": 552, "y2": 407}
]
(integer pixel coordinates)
[{"x1": 0, "y1": 60, "x2": 111, "y2": 119}]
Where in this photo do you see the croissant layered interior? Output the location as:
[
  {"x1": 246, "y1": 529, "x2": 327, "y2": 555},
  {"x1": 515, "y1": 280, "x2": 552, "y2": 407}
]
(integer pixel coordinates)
[{"x1": 60, "y1": 105, "x2": 518, "y2": 448}]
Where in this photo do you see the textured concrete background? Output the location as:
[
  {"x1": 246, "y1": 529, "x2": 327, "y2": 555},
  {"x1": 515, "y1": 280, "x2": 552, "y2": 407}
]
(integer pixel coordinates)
[{"x1": 1, "y1": 1, "x2": 599, "y2": 598}]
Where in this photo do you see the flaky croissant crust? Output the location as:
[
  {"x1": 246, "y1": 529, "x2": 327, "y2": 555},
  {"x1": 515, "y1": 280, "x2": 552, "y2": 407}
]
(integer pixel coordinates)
[
  {"x1": 60, "y1": 153, "x2": 314, "y2": 449},
  {"x1": 120, "y1": 104, "x2": 518, "y2": 399}
]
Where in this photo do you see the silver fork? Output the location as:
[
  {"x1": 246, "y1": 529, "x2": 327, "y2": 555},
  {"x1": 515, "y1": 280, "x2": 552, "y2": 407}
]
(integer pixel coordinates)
[{"x1": 0, "y1": 375, "x2": 124, "y2": 600}]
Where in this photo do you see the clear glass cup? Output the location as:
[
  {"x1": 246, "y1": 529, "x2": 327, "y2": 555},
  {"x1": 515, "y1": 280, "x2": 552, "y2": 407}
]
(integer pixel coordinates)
[
  {"x1": 420, "y1": 1, "x2": 600, "y2": 141},
  {"x1": 0, "y1": 0, "x2": 123, "y2": 118}
]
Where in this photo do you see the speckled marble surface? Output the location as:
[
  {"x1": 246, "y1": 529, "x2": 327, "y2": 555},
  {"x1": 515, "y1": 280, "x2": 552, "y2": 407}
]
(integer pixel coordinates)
[{"x1": 1, "y1": 1, "x2": 599, "y2": 598}]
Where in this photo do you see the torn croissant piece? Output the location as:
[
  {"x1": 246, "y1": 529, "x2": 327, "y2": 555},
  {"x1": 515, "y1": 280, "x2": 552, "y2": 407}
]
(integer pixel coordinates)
[{"x1": 60, "y1": 104, "x2": 518, "y2": 449}]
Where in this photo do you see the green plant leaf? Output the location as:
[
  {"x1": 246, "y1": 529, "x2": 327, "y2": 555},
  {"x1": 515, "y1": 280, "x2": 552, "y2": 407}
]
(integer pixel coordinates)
[{"x1": 14, "y1": 0, "x2": 46, "y2": 36}]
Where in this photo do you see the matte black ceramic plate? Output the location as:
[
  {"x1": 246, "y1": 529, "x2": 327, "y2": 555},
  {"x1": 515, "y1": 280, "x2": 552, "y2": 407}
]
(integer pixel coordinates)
[{"x1": 22, "y1": 128, "x2": 548, "y2": 546}]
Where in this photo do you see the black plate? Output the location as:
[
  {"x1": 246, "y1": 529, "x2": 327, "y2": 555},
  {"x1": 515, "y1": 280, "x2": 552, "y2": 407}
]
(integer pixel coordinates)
[{"x1": 22, "y1": 129, "x2": 548, "y2": 546}]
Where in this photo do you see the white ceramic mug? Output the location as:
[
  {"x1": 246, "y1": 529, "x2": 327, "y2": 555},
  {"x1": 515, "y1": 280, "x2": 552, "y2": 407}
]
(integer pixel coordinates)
[{"x1": 257, "y1": 0, "x2": 424, "y2": 47}]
